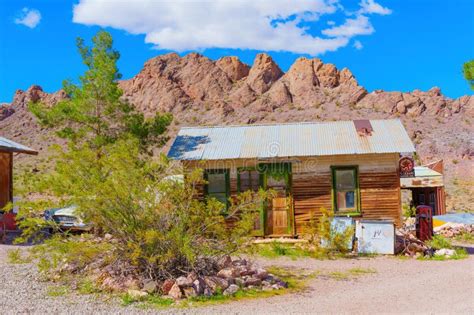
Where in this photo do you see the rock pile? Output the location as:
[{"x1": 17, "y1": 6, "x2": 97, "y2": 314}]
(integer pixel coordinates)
[
  {"x1": 97, "y1": 256, "x2": 287, "y2": 300},
  {"x1": 157, "y1": 257, "x2": 287, "y2": 300},
  {"x1": 434, "y1": 223, "x2": 474, "y2": 238},
  {"x1": 395, "y1": 230, "x2": 431, "y2": 257}
]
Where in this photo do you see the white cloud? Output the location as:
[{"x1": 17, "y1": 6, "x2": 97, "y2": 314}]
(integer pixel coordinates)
[
  {"x1": 322, "y1": 15, "x2": 374, "y2": 37},
  {"x1": 15, "y1": 8, "x2": 41, "y2": 28},
  {"x1": 73, "y1": 0, "x2": 391, "y2": 56},
  {"x1": 359, "y1": 0, "x2": 392, "y2": 15},
  {"x1": 353, "y1": 40, "x2": 363, "y2": 50}
]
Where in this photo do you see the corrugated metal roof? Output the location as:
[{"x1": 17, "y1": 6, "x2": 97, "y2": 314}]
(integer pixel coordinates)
[
  {"x1": 168, "y1": 119, "x2": 415, "y2": 161},
  {"x1": 414, "y1": 166, "x2": 442, "y2": 177},
  {"x1": 0, "y1": 137, "x2": 38, "y2": 155}
]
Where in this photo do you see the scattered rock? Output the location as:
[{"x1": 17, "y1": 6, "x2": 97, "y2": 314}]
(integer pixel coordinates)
[
  {"x1": 127, "y1": 289, "x2": 148, "y2": 300},
  {"x1": 175, "y1": 276, "x2": 192, "y2": 288},
  {"x1": 192, "y1": 278, "x2": 205, "y2": 295},
  {"x1": 161, "y1": 279, "x2": 175, "y2": 295},
  {"x1": 223, "y1": 284, "x2": 239, "y2": 296},
  {"x1": 204, "y1": 276, "x2": 229, "y2": 292},
  {"x1": 182, "y1": 286, "x2": 197, "y2": 298},
  {"x1": 217, "y1": 267, "x2": 240, "y2": 279},
  {"x1": 244, "y1": 277, "x2": 262, "y2": 287},
  {"x1": 142, "y1": 279, "x2": 158, "y2": 294},
  {"x1": 168, "y1": 283, "x2": 183, "y2": 300},
  {"x1": 255, "y1": 268, "x2": 268, "y2": 280},
  {"x1": 435, "y1": 248, "x2": 456, "y2": 257}
]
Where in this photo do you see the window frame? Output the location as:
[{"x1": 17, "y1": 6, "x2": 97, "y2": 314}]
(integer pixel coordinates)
[
  {"x1": 237, "y1": 167, "x2": 265, "y2": 236},
  {"x1": 237, "y1": 167, "x2": 262, "y2": 193},
  {"x1": 331, "y1": 165, "x2": 360, "y2": 216},
  {"x1": 204, "y1": 169, "x2": 230, "y2": 212}
]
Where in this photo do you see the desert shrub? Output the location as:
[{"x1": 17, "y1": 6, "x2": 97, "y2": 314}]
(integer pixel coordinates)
[
  {"x1": 426, "y1": 235, "x2": 452, "y2": 250},
  {"x1": 15, "y1": 30, "x2": 269, "y2": 284},
  {"x1": 19, "y1": 140, "x2": 267, "y2": 280},
  {"x1": 303, "y1": 207, "x2": 354, "y2": 255},
  {"x1": 403, "y1": 204, "x2": 416, "y2": 218}
]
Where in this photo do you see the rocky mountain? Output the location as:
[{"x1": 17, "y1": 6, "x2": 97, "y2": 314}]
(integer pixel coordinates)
[{"x1": 1, "y1": 53, "x2": 473, "y2": 211}]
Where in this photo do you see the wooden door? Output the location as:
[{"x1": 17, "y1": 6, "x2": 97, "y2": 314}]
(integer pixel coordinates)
[
  {"x1": 263, "y1": 164, "x2": 292, "y2": 236},
  {"x1": 271, "y1": 197, "x2": 288, "y2": 235}
]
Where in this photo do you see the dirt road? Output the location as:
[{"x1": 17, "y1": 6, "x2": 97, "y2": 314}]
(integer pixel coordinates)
[{"x1": 1, "y1": 244, "x2": 473, "y2": 314}]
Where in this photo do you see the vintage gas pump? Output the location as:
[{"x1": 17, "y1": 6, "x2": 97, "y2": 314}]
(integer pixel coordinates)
[{"x1": 416, "y1": 205, "x2": 433, "y2": 241}]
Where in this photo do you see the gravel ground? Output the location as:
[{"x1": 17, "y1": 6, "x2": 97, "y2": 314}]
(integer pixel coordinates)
[{"x1": 1, "y1": 244, "x2": 473, "y2": 314}]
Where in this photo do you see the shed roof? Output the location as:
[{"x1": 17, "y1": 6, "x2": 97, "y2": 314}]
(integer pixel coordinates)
[
  {"x1": 0, "y1": 137, "x2": 38, "y2": 155},
  {"x1": 414, "y1": 166, "x2": 442, "y2": 177},
  {"x1": 400, "y1": 166, "x2": 444, "y2": 188},
  {"x1": 168, "y1": 119, "x2": 415, "y2": 161}
]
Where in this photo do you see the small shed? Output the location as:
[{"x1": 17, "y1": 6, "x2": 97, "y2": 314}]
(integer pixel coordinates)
[
  {"x1": 168, "y1": 119, "x2": 415, "y2": 237},
  {"x1": 0, "y1": 137, "x2": 37, "y2": 230},
  {"x1": 400, "y1": 160, "x2": 446, "y2": 215}
]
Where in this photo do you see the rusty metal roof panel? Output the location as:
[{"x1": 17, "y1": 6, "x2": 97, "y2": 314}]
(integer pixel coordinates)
[
  {"x1": 168, "y1": 119, "x2": 415, "y2": 160},
  {"x1": 0, "y1": 137, "x2": 38, "y2": 155}
]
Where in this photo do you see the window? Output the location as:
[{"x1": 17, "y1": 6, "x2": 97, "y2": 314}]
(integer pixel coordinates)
[
  {"x1": 238, "y1": 168, "x2": 260, "y2": 193},
  {"x1": 419, "y1": 193, "x2": 425, "y2": 205},
  {"x1": 238, "y1": 168, "x2": 262, "y2": 233},
  {"x1": 205, "y1": 169, "x2": 230, "y2": 210},
  {"x1": 332, "y1": 166, "x2": 359, "y2": 214},
  {"x1": 429, "y1": 192, "x2": 436, "y2": 213}
]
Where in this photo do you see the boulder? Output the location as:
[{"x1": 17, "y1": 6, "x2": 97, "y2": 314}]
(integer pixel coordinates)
[
  {"x1": 204, "y1": 276, "x2": 230, "y2": 292},
  {"x1": 218, "y1": 255, "x2": 233, "y2": 269},
  {"x1": 244, "y1": 277, "x2": 262, "y2": 287},
  {"x1": 192, "y1": 278, "x2": 206, "y2": 295},
  {"x1": 255, "y1": 268, "x2": 269, "y2": 280},
  {"x1": 183, "y1": 286, "x2": 198, "y2": 298},
  {"x1": 223, "y1": 284, "x2": 239, "y2": 296},
  {"x1": 142, "y1": 279, "x2": 159, "y2": 294},
  {"x1": 161, "y1": 279, "x2": 175, "y2": 295},
  {"x1": 168, "y1": 283, "x2": 183, "y2": 300},
  {"x1": 187, "y1": 271, "x2": 198, "y2": 283},
  {"x1": 176, "y1": 276, "x2": 193, "y2": 288},
  {"x1": 217, "y1": 267, "x2": 240, "y2": 279}
]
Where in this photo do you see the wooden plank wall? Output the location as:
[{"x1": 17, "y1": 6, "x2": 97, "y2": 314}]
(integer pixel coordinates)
[
  {"x1": 184, "y1": 153, "x2": 402, "y2": 235},
  {"x1": 292, "y1": 154, "x2": 401, "y2": 233},
  {"x1": 0, "y1": 152, "x2": 12, "y2": 209}
]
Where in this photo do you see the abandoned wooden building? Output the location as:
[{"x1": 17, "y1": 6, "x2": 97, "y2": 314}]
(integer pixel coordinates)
[
  {"x1": 168, "y1": 119, "x2": 416, "y2": 237},
  {"x1": 401, "y1": 160, "x2": 446, "y2": 215},
  {"x1": 0, "y1": 137, "x2": 37, "y2": 230}
]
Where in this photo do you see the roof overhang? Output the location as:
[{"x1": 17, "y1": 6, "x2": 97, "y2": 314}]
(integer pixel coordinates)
[
  {"x1": 400, "y1": 166, "x2": 444, "y2": 188},
  {"x1": 0, "y1": 137, "x2": 38, "y2": 155}
]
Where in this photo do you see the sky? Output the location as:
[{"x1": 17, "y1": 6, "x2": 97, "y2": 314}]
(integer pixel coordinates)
[{"x1": 1, "y1": 0, "x2": 473, "y2": 103}]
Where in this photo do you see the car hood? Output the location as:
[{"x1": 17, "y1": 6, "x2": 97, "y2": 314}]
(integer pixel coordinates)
[{"x1": 53, "y1": 206, "x2": 78, "y2": 217}]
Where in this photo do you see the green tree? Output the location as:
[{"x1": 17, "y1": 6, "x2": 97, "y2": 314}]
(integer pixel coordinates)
[
  {"x1": 463, "y1": 60, "x2": 474, "y2": 91},
  {"x1": 29, "y1": 30, "x2": 171, "y2": 151},
  {"x1": 16, "y1": 30, "x2": 265, "y2": 282}
]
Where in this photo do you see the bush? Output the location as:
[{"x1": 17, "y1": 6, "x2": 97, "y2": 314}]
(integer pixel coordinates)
[
  {"x1": 19, "y1": 141, "x2": 268, "y2": 281},
  {"x1": 303, "y1": 207, "x2": 354, "y2": 255},
  {"x1": 426, "y1": 235, "x2": 452, "y2": 250}
]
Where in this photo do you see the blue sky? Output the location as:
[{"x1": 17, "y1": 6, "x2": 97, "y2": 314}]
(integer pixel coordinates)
[{"x1": 1, "y1": 0, "x2": 473, "y2": 103}]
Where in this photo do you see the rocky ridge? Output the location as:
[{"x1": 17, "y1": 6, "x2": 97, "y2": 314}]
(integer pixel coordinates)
[{"x1": 1, "y1": 53, "x2": 473, "y2": 211}]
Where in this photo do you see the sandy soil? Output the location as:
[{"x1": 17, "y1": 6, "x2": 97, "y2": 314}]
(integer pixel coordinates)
[{"x1": 1, "y1": 244, "x2": 473, "y2": 314}]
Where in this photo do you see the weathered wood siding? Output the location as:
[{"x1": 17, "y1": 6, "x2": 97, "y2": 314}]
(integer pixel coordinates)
[
  {"x1": 0, "y1": 152, "x2": 12, "y2": 209},
  {"x1": 292, "y1": 154, "x2": 401, "y2": 233},
  {"x1": 184, "y1": 153, "x2": 402, "y2": 235}
]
